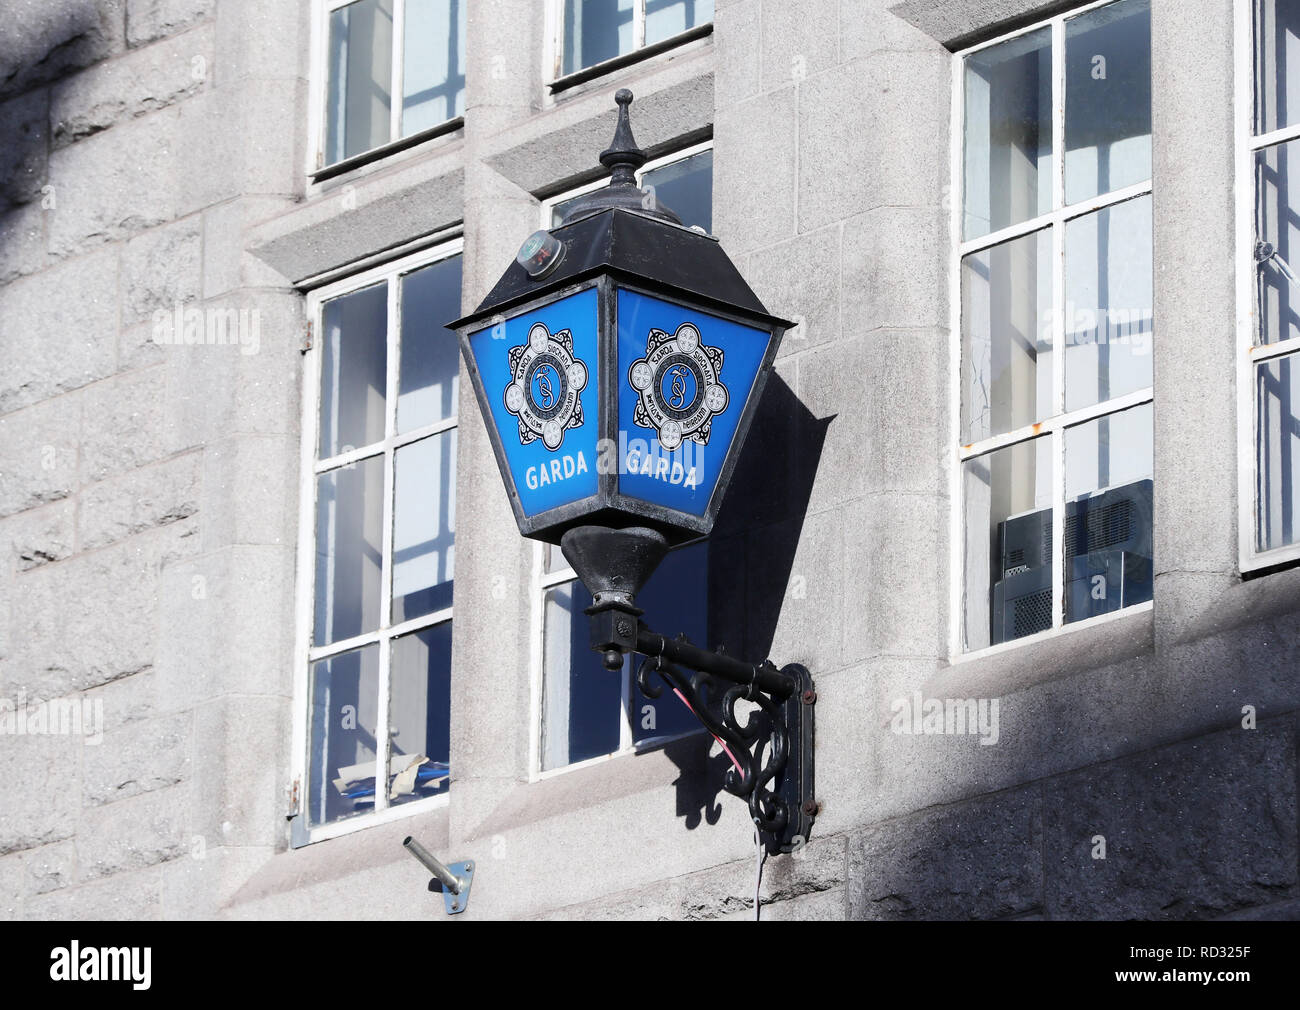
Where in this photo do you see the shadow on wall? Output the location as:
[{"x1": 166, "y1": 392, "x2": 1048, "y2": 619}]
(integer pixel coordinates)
[
  {"x1": 0, "y1": 0, "x2": 123, "y2": 208},
  {"x1": 642, "y1": 370, "x2": 832, "y2": 836}
]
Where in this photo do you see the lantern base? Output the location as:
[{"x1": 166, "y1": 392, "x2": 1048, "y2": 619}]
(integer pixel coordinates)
[{"x1": 559, "y1": 525, "x2": 670, "y2": 612}]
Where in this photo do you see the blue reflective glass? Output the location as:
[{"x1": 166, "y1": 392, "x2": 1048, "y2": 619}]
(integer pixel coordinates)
[
  {"x1": 617, "y1": 288, "x2": 772, "y2": 516},
  {"x1": 563, "y1": 0, "x2": 634, "y2": 75},
  {"x1": 631, "y1": 541, "x2": 708, "y2": 744},
  {"x1": 541, "y1": 580, "x2": 622, "y2": 768},
  {"x1": 468, "y1": 288, "x2": 600, "y2": 518}
]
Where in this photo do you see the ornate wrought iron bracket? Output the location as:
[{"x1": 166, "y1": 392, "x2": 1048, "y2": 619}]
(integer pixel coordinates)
[{"x1": 561, "y1": 526, "x2": 817, "y2": 855}]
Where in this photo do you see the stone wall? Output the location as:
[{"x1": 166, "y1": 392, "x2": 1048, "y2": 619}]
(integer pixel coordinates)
[
  {"x1": 0, "y1": 0, "x2": 307, "y2": 918},
  {"x1": 0, "y1": 0, "x2": 1296, "y2": 921}
]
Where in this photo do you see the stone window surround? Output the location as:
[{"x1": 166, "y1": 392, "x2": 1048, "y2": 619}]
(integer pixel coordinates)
[
  {"x1": 291, "y1": 238, "x2": 463, "y2": 847},
  {"x1": 308, "y1": 0, "x2": 469, "y2": 178},
  {"x1": 1235, "y1": 0, "x2": 1300, "y2": 574},
  {"x1": 950, "y1": 0, "x2": 1155, "y2": 657},
  {"x1": 544, "y1": 0, "x2": 715, "y2": 93},
  {"x1": 250, "y1": 65, "x2": 714, "y2": 286},
  {"x1": 890, "y1": 0, "x2": 1094, "y2": 51}
]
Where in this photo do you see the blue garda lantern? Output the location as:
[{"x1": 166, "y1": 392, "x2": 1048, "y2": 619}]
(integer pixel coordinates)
[
  {"x1": 450, "y1": 91, "x2": 814, "y2": 854},
  {"x1": 452, "y1": 90, "x2": 791, "y2": 547}
]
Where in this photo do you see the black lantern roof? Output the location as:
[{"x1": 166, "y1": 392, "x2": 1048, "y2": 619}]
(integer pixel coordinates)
[
  {"x1": 453, "y1": 209, "x2": 789, "y2": 331},
  {"x1": 451, "y1": 89, "x2": 793, "y2": 333}
]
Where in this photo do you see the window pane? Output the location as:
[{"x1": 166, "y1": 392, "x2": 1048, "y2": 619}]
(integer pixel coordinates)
[
  {"x1": 550, "y1": 149, "x2": 713, "y2": 228},
  {"x1": 392, "y1": 431, "x2": 456, "y2": 623},
  {"x1": 388, "y1": 623, "x2": 452, "y2": 806},
  {"x1": 963, "y1": 437, "x2": 1053, "y2": 651},
  {"x1": 309, "y1": 644, "x2": 380, "y2": 825},
  {"x1": 961, "y1": 229, "x2": 1052, "y2": 444},
  {"x1": 550, "y1": 191, "x2": 589, "y2": 229},
  {"x1": 1064, "y1": 196, "x2": 1153, "y2": 412},
  {"x1": 644, "y1": 0, "x2": 713, "y2": 47},
  {"x1": 563, "y1": 0, "x2": 634, "y2": 75},
  {"x1": 1256, "y1": 351, "x2": 1300, "y2": 551},
  {"x1": 963, "y1": 28, "x2": 1051, "y2": 241},
  {"x1": 544, "y1": 542, "x2": 571, "y2": 574},
  {"x1": 326, "y1": 0, "x2": 394, "y2": 165},
  {"x1": 1256, "y1": 137, "x2": 1300, "y2": 346},
  {"x1": 642, "y1": 149, "x2": 713, "y2": 231},
  {"x1": 1063, "y1": 404, "x2": 1153, "y2": 624},
  {"x1": 402, "y1": 0, "x2": 466, "y2": 135},
  {"x1": 315, "y1": 454, "x2": 385, "y2": 646},
  {"x1": 541, "y1": 580, "x2": 622, "y2": 769},
  {"x1": 320, "y1": 281, "x2": 387, "y2": 459},
  {"x1": 398, "y1": 255, "x2": 461, "y2": 431},
  {"x1": 1254, "y1": 0, "x2": 1300, "y2": 135},
  {"x1": 1064, "y1": 0, "x2": 1152, "y2": 205},
  {"x1": 632, "y1": 542, "x2": 707, "y2": 745}
]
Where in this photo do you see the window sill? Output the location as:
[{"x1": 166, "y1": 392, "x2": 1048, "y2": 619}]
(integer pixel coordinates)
[
  {"x1": 939, "y1": 602, "x2": 1154, "y2": 699},
  {"x1": 470, "y1": 729, "x2": 716, "y2": 841},
  {"x1": 310, "y1": 117, "x2": 465, "y2": 184},
  {"x1": 548, "y1": 23, "x2": 713, "y2": 94},
  {"x1": 1241, "y1": 541, "x2": 1300, "y2": 578},
  {"x1": 290, "y1": 791, "x2": 450, "y2": 848},
  {"x1": 952, "y1": 600, "x2": 1153, "y2": 667},
  {"x1": 532, "y1": 726, "x2": 707, "y2": 783}
]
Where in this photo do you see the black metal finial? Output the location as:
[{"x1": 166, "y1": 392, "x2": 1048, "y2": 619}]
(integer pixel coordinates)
[
  {"x1": 554, "y1": 89, "x2": 681, "y2": 226},
  {"x1": 600, "y1": 89, "x2": 646, "y2": 186}
]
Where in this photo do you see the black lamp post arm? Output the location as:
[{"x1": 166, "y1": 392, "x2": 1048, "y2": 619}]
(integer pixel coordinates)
[{"x1": 635, "y1": 628, "x2": 797, "y2": 698}]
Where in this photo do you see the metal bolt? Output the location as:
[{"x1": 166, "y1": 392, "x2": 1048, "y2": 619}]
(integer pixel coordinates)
[
  {"x1": 802, "y1": 689, "x2": 817, "y2": 705},
  {"x1": 451, "y1": 901, "x2": 460, "y2": 911},
  {"x1": 803, "y1": 800, "x2": 818, "y2": 816},
  {"x1": 465, "y1": 862, "x2": 473, "y2": 871}
]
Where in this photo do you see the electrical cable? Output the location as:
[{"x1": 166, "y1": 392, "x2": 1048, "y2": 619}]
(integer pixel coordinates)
[
  {"x1": 668, "y1": 679, "x2": 764, "y2": 919},
  {"x1": 671, "y1": 687, "x2": 743, "y2": 773}
]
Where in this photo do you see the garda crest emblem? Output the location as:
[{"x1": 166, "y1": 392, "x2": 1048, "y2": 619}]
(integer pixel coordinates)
[
  {"x1": 503, "y1": 322, "x2": 589, "y2": 450},
  {"x1": 627, "y1": 322, "x2": 729, "y2": 451}
]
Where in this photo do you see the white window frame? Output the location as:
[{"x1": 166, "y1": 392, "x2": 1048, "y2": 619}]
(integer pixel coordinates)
[
  {"x1": 307, "y1": 0, "x2": 466, "y2": 178},
  {"x1": 544, "y1": 0, "x2": 713, "y2": 85},
  {"x1": 291, "y1": 239, "x2": 463, "y2": 844},
  {"x1": 528, "y1": 142, "x2": 713, "y2": 779},
  {"x1": 1234, "y1": 0, "x2": 1300, "y2": 573},
  {"x1": 947, "y1": 0, "x2": 1155, "y2": 662}
]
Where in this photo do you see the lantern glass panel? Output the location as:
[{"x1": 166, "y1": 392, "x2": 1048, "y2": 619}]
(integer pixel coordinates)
[
  {"x1": 466, "y1": 286, "x2": 601, "y2": 520},
  {"x1": 616, "y1": 288, "x2": 772, "y2": 517}
]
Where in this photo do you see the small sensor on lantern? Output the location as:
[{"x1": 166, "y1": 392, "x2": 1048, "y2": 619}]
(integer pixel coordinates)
[{"x1": 517, "y1": 230, "x2": 564, "y2": 279}]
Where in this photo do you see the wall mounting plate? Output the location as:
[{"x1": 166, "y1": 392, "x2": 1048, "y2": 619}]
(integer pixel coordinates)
[{"x1": 427, "y1": 860, "x2": 474, "y2": 915}]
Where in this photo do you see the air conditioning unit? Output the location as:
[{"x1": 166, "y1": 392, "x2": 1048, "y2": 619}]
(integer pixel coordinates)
[
  {"x1": 991, "y1": 505, "x2": 1054, "y2": 645},
  {"x1": 990, "y1": 478, "x2": 1153, "y2": 645},
  {"x1": 1063, "y1": 478, "x2": 1153, "y2": 623}
]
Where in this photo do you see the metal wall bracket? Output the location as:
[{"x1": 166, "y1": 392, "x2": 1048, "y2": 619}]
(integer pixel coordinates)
[
  {"x1": 428, "y1": 860, "x2": 475, "y2": 915},
  {"x1": 403, "y1": 837, "x2": 475, "y2": 916},
  {"x1": 561, "y1": 525, "x2": 819, "y2": 856},
  {"x1": 635, "y1": 640, "x2": 816, "y2": 854}
]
